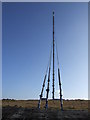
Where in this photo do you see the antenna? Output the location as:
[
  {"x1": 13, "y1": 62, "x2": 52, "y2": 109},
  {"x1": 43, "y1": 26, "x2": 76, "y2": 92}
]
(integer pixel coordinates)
[
  {"x1": 38, "y1": 12, "x2": 63, "y2": 110},
  {"x1": 52, "y1": 11, "x2": 55, "y2": 100}
]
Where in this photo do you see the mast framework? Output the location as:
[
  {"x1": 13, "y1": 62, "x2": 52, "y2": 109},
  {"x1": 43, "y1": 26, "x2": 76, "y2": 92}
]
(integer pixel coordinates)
[{"x1": 38, "y1": 12, "x2": 63, "y2": 110}]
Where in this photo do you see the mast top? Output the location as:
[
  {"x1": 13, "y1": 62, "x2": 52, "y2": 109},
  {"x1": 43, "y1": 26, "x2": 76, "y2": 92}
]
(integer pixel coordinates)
[{"x1": 53, "y1": 11, "x2": 54, "y2": 16}]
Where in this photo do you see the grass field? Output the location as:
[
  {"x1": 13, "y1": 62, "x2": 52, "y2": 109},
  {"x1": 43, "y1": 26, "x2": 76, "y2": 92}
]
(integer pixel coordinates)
[
  {"x1": 2, "y1": 99, "x2": 89, "y2": 120},
  {"x1": 2, "y1": 99, "x2": 88, "y2": 110}
]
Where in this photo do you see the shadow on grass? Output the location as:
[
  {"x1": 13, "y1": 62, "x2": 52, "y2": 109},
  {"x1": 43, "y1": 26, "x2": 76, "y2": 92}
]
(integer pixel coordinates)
[{"x1": 2, "y1": 105, "x2": 89, "y2": 120}]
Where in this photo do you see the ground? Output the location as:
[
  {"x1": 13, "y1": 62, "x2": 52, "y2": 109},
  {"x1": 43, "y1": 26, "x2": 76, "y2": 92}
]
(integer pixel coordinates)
[{"x1": 1, "y1": 99, "x2": 89, "y2": 120}]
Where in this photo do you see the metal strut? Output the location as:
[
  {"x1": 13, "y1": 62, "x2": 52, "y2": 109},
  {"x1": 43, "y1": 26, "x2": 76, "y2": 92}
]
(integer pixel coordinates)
[
  {"x1": 58, "y1": 68, "x2": 63, "y2": 111},
  {"x1": 38, "y1": 57, "x2": 50, "y2": 108},
  {"x1": 38, "y1": 73, "x2": 47, "y2": 108},
  {"x1": 38, "y1": 42, "x2": 52, "y2": 109},
  {"x1": 56, "y1": 40, "x2": 63, "y2": 111},
  {"x1": 38, "y1": 54, "x2": 49, "y2": 108},
  {"x1": 45, "y1": 67, "x2": 50, "y2": 109},
  {"x1": 45, "y1": 45, "x2": 52, "y2": 109}
]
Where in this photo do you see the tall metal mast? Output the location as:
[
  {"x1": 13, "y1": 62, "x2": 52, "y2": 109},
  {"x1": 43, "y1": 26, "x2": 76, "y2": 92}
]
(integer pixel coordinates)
[
  {"x1": 38, "y1": 12, "x2": 63, "y2": 110},
  {"x1": 52, "y1": 11, "x2": 55, "y2": 100}
]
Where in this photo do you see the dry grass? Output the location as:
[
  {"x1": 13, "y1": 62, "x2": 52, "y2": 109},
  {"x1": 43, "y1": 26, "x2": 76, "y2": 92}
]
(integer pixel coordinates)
[
  {"x1": 2, "y1": 99, "x2": 88, "y2": 110},
  {"x1": 2, "y1": 99, "x2": 89, "y2": 119}
]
